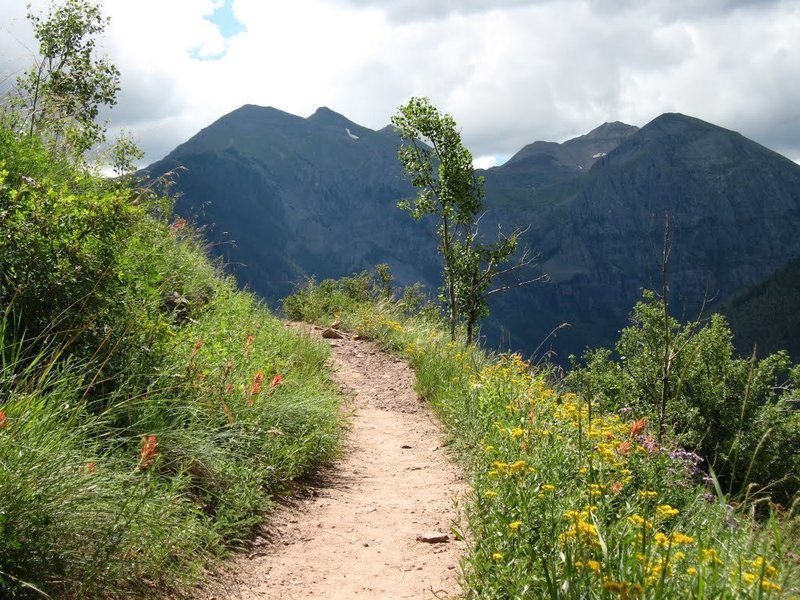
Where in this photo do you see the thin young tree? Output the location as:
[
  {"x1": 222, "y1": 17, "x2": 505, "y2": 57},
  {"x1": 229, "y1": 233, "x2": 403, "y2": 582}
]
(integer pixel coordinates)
[
  {"x1": 13, "y1": 0, "x2": 120, "y2": 155},
  {"x1": 392, "y1": 97, "x2": 540, "y2": 344}
]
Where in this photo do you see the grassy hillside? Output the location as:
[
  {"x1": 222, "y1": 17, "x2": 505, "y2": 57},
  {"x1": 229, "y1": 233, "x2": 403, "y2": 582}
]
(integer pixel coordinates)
[
  {"x1": 0, "y1": 124, "x2": 342, "y2": 598},
  {"x1": 285, "y1": 271, "x2": 800, "y2": 599}
]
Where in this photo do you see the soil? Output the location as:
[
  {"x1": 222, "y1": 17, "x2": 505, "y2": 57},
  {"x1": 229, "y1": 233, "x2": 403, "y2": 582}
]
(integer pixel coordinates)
[{"x1": 202, "y1": 323, "x2": 467, "y2": 599}]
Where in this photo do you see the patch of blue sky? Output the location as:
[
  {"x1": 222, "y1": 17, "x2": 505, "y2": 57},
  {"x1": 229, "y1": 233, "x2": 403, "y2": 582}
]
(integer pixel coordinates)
[
  {"x1": 190, "y1": 0, "x2": 245, "y2": 61},
  {"x1": 205, "y1": 0, "x2": 245, "y2": 39}
]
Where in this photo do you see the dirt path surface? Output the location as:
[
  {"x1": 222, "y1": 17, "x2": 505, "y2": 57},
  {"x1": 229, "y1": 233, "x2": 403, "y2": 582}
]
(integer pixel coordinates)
[{"x1": 212, "y1": 324, "x2": 467, "y2": 599}]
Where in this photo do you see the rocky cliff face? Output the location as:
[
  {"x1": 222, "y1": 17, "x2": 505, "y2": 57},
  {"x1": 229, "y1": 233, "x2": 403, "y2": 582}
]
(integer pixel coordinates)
[{"x1": 144, "y1": 107, "x2": 800, "y2": 360}]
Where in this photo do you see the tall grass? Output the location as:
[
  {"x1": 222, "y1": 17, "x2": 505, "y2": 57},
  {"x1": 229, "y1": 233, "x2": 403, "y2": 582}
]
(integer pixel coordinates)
[
  {"x1": 285, "y1": 272, "x2": 800, "y2": 599},
  {"x1": 0, "y1": 126, "x2": 342, "y2": 598}
]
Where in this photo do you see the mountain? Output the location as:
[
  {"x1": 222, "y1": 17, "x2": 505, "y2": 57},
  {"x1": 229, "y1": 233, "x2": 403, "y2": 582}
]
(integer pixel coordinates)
[
  {"x1": 143, "y1": 107, "x2": 800, "y2": 360},
  {"x1": 717, "y1": 256, "x2": 800, "y2": 361}
]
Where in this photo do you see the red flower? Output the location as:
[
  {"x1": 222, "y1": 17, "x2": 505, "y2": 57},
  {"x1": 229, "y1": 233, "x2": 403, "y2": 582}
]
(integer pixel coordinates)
[
  {"x1": 138, "y1": 435, "x2": 158, "y2": 469},
  {"x1": 191, "y1": 339, "x2": 203, "y2": 357},
  {"x1": 629, "y1": 417, "x2": 649, "y2": 438},
  {"x1": 270, "y1": 374, "x2": 284, "y2": 389},
  {"x1": 247, "y1": 372, "x2": 263, "y2": 406},
  {"x1": 244, "y1": 333, "x2": 255, "y2": 356},
  {"x1": 0, "y1": 410, "x2": 6, "y2": 430},
  {"x1": 86, "y1": 462, "x2": 98, "y2": 474},
  {"x1": 225, "y1": 383, "x2": 234, "y2": 395},
  {"x1": 170, "y1": 218, "x2": 187, "y2": 234},
  {"x1": 617, "y1": 440, "x2": 632, "y2": 456}
]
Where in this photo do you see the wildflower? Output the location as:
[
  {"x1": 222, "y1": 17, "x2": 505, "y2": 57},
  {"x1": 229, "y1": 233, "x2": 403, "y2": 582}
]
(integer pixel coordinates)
[
  {"x1": 627, "y1": 515, "x2": 652, "y2": 529},
  {"x1": 617, "y1": 440, "x2": 632, "y2": 455},
  {"x1": 656, "y1": 504, "x2": 679, "y2": 518},
  {"x1": 629, "y1": 417, "x2": 648, "y2": 437},
  {"x1": 686, "y1": 567, "x2": 698, "y2": 576},
  {"x1": 655, "y1": 532, "x2": 670, "y2": 548},
  {"x1": 509, "y1": 521, "x2": 522, "y2": 531},
  {"x1": 761, "y1": 580, "x2": 782, "y2": 593},
  {"x1": 541, "y1": 484, "x2": 556, "y2": 492},
  {"x1": 170, "y1": 218, "x2": 187, "y2": 234},
  {"x1": 586, "y1": 559, "x2": 601, "y2": 574},
  {"x1": 609, "y1": 481, "x2": 624, "y2": 494},
  {"x1": 484, "y1": 490, "x2": 498, "y2": 498},
  {"x1": 138, "y1": 435, "x2": 158, "y2": 469},
  {"x1": 510, "y1": 426, "x2": 525, "y2": 438},
  {"x1": 0, "y1": 410, "x2": 6, "y2": 430},
  {"x1": 751, "y1": 556, "x2": 778, "y2": 578},
  {"x1": 191, "y1": 338, "x2": 203, "y2": 357},
  {"x1": 701, "y1": 548, "x2": 724, "y2": 566},
  {"x1": 743, "y1": 573, "x2": 757, "y2": 585},
  {"x1": 492, "y1": 552, "x2": 504, "y2": 561},
  {"x1": 248, "y1": 371, "x2": 264, "y2": 405},
  {"x1": 670, "y1": 532, "x2": 695, "y2": 545},
  {"x1": 244, "y1": 333, "x2": 255, "y2": 355},
  {"x1": 225, "y1": 383, "x2": 234, "y2": 394},
  {"x1": 638, "y1": 490, "x2": 658, "y2": 499},
  {"x1": 270, "y1": 374, "x2": 284, "y2": 388},
  {"x1": 86, "y1": 462, "x2": 97, "y2": 474}
]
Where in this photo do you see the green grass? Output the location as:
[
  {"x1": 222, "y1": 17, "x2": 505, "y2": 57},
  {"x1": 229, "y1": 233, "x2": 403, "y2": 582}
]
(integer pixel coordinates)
[
  {"x1": 0, "y1": 125, "x2": 343, "y2": 598},
  {"x1": 285, "y1": 272, "x2": 800, "y2": 599}
]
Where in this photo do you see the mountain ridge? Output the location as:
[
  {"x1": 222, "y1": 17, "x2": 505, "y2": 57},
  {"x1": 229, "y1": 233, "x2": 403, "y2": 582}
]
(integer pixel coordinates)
[{"x1": 143, "y1": 105, "x2": 800, "y2": 359}]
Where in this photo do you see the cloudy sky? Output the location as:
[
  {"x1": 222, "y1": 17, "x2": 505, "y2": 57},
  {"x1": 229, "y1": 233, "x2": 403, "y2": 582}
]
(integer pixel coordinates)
[{"x1": 2, "y1": 0, "x2": 799, "y2": 168}]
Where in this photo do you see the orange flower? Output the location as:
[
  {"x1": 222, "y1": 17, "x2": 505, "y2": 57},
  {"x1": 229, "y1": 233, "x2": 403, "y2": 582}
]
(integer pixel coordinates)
[
  {"x1": 191, "y1": 339, "x2": 203, "y2": 357},
  {"x1": 247, "y1": 371, "x2": 263, "y2": 406},
  {"x1": 609, "y1": 480, "x2": 623, "y2": 494},
  {"x1": 0, "y1": 410, "x2": 6, "y2": 430},
  {"x1": 225, "y1": 383, "x2": 234, "y2": 395},
  {"x1": 630, "y1": 417, "x2": 649, "y2": 437},
  {"x1": 251, "y1": 371, "x2": 263, "y2": 394},
  {"x1": 170, "y1": 218, "x2": 187, "y2": 233},
  {"x1": 138, "y1": 435, "x2": 158, "y2": 469},
  {"x1": 617, "y1": 440, "x2": 632, "y2": 455},
  {"x1": 244, "y1": 333, "x2": 255, "y2": 356},
  {"x1": 270, "y1": 374, "x2": 284, "y2": 388},
  {"x1": 86, "y1": 462, "x2": 97, "y2": 474}
]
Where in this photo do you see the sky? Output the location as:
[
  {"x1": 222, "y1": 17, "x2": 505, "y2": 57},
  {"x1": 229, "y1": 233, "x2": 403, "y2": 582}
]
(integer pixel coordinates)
[{"x1": 1, "y1": 0, "x2": 799, "y2": 169}]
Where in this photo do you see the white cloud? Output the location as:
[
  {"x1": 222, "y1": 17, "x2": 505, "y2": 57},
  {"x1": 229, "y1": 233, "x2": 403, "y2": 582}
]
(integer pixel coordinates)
[{"x1": 1, "y1": 0, "x2": 799, "y2": 164}]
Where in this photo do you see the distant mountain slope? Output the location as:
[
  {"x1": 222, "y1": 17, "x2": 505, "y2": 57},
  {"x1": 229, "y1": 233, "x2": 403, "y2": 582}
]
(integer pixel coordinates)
[
  {"x1": 144, "y1": 107, "x2": 800, "y2": 360},
  {"x1": 717, "y1": 256, "x2": 800, "y2": 361},
  {"x1": 145, "y1": 105, "x2": 438, "y2": 300}
]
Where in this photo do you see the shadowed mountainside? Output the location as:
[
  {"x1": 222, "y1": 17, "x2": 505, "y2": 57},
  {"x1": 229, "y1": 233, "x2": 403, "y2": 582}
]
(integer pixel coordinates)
[{"x1": 144, "y1": 107, "x2": 800, "y2": 360}]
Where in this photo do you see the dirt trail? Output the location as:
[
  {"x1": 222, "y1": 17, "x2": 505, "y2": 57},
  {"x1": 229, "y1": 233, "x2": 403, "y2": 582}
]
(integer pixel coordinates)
[{"x1": 210, "y1": 324, "x2": 467, "y2": 599}]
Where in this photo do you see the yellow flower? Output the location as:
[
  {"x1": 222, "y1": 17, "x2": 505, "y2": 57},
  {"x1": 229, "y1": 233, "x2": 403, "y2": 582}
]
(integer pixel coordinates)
[
  {"x1": 701, "y1": 548, "x2": 724, "y2": 566},
  {"x1": 761, "y1": 580, "x2": 782, "y2": 593},
  {"x1": 686, "y1": 567, "x2": 698, "y2": 576},
  {"x1": 510, "y1": 426, "x2": 525, "y2": 438},
  {"x1": 670, "y1": 532, "x2": 695, "y2": 545},
  {"x1": 743, "y1": 572, "x2": 757, "y2": 585},
  {"x1": 638, "y1": 490, "x2": 658, "y2": 499},
  {"x1": 656, "y1": 504, "x2": 679, "y2": 518},
  {"x1": 509, "y1": 521, "x2": 522, "y2": 531},
  {"x1": 541, "y1": 484, "x2": 556, "y2": 492},
  {"x1": 484, "y1": 490, "x2": 498, "y2": 498},
  {"x1": 654, "y1": 532, "x2": 670, "y2": 548},
  {"x1": 492, "y1": 552, "x2": 504, "y2": 561},
  {"x1": 586, "y1": 559, "x2": 601, "y2": 574},
  {"x1": 627, "y1": 514, "x2": 652, "y2": 529}
]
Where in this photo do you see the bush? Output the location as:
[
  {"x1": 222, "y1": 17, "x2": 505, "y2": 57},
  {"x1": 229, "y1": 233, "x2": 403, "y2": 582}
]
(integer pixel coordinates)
[{"x1": 568, "y1": 291, "x2": 800, "y2": 502}]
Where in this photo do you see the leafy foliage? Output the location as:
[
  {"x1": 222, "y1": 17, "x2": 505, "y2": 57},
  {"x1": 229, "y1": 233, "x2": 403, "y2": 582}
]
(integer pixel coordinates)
[
  {"x1": 391, "y1": 97, "x2": 533, "y2": 344},
  {"x1": 568, "y1": 291, "x2": 800, "y2": 502},
  {"x1": 12, "y1": 0, "x2": 120, "y2": 154}
]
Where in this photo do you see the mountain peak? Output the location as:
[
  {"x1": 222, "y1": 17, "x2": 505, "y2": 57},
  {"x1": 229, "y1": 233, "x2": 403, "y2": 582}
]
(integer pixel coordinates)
[
  {"x1": 579, "y1": 121, "x2": 639, "y2": 142},
  {"x1": 308, "y1": 106, "x2": 350, "y2": 124}
]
